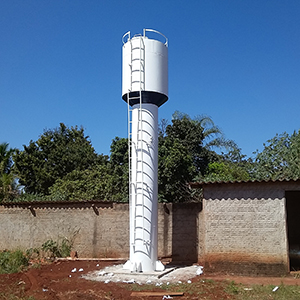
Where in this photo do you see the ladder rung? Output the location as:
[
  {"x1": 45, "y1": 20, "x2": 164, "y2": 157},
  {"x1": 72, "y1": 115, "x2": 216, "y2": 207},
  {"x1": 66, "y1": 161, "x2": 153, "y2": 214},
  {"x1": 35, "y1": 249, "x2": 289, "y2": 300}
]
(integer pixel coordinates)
[{"x1": 129, "y1": 96, "x2": 141, "y2": 100}]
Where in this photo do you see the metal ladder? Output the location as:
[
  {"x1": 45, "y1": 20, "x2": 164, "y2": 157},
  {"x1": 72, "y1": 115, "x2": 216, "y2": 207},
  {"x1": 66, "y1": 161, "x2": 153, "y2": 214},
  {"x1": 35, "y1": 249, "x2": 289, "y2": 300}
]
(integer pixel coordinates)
[{"x1": 127, "y1": 35, "x2": 146, "y2": 249}]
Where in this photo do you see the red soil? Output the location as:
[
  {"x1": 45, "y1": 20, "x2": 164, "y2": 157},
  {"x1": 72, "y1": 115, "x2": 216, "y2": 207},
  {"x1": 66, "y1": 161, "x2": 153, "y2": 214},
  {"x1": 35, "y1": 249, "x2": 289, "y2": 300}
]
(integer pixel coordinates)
[{"x1": 0, "y1": 260, "x2": 299, "y2": 300}]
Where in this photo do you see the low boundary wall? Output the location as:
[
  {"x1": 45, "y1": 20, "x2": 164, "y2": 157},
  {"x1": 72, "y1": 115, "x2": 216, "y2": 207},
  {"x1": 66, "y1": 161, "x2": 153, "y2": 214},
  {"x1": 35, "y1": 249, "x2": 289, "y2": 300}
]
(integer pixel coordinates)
[
  {"x1": 1, "y1": 179, "x2": 296, "y2": 277},
  {"x1": 0, "y1": 202, "x2": 202, "y2": 263}
]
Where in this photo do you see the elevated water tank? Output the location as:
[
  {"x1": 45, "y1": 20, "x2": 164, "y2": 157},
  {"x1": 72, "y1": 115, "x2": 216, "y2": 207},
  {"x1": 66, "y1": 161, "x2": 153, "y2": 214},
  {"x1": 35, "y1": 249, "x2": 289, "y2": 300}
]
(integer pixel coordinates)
[
  {"x1": 122, "y1": 29, "x2": 168, "y2": 272},
  {"x1": 122, "y1": 29, "x2": 168, "y2": 107}
]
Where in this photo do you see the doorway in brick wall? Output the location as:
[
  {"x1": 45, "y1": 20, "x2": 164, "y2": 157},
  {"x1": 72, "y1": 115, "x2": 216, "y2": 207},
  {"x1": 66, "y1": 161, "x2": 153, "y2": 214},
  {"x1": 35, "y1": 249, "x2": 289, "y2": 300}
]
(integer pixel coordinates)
[{"x1": 285, "y1": 191, "x2": 300, "y2": 271}]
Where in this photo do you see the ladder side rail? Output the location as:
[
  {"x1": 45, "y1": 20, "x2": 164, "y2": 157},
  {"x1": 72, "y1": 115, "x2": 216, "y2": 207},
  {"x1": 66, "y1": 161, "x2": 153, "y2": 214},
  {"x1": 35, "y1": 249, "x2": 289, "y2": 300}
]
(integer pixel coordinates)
[
  {"x1": 138, "y1": 36, "x2": 146, "y2": 245},
  {"x1": 128, "y1": 38, "x2": 133, "y2": 205},
  {"x1": 128, "y1": 94, "x2": 132, "y2": 200},
  {"x1": 127, "y1": 37, "x2": 138, "y2": 249},
  {"x1": 130, "y1": 38, "x2": 133, "y2": 92}
]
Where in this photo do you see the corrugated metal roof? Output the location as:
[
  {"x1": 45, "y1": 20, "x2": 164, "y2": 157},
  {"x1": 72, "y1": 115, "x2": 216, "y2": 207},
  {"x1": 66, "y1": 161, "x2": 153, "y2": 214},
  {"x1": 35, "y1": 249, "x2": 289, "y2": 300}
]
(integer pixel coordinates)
[{"x1": 189, "y1": 178, "x2": 300, "y2": 188}]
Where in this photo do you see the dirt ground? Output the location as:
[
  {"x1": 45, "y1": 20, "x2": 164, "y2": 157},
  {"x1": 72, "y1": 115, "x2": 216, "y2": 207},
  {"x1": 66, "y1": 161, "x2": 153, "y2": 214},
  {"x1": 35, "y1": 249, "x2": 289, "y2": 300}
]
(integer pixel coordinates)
[{"x1": 0, "y1": 259, "x2": 300, "y2": 300}]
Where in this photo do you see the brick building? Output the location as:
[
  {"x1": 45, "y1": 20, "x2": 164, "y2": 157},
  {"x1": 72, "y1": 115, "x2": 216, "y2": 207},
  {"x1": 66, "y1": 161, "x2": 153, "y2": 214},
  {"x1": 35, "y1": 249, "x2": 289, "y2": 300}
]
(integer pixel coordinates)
[{"x1": 192, "y1": 178, "x2": 300, "y2": 275}]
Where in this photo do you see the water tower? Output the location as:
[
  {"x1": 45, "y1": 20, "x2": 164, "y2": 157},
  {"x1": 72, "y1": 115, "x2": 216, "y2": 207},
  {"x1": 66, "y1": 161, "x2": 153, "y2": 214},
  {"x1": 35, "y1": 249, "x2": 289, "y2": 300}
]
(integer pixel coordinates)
[{"x1": 122, "y1": 29, "x2": 168, "y2": 272}]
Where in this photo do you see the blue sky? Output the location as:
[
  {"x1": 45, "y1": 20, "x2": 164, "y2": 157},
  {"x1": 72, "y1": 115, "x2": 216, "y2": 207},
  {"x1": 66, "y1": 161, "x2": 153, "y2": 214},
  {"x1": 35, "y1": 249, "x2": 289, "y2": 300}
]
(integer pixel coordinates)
[{"x1": 1, "y1": 0, "x2": 299, "y2": 159}]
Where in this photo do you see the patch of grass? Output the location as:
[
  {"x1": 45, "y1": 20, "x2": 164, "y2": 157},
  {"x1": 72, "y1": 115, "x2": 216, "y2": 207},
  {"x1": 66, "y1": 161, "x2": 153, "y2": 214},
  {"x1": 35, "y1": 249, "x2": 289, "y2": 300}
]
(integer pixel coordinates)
[
  {"x1": 126, "y1": 279, "x2": 300, "y2": 300},
  {"x1": 0, "y1": 279, "x2": 36, "y2": 300},
  {"x1": 226, "y1": 280, "x2": 242, "y2": 295},
  {"x1": 129, "y1": 283, "x2": 157, "y2": 292},
  {"x1": 233, "y1": 283, "x2": 300, "y2": 300},
  {"x1": 0, "y1": 294, "x2": 36, "y2": 300},
  {"x1": 0, "y1": 250, "x2": 29, "y2": 274},
  {"x1": 168, "y1": 279, "x2": 231, "y2": 297},
  {"x1": 127, "y1": 278, "x2": 230, "y2": 298},
  {"x1": 0, "y1": 292, "x2": 35, "y2": 300}
]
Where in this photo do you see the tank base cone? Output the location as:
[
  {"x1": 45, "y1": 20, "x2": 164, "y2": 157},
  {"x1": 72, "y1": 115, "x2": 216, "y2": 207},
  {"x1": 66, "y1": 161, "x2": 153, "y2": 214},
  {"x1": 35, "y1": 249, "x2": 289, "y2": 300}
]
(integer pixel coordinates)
[
  {"x1": 123, "y1": 259, "x2": 165, "y2": 272},
  {"x1": 155, "y1": 260, "x2": 165, "y2": 272}
]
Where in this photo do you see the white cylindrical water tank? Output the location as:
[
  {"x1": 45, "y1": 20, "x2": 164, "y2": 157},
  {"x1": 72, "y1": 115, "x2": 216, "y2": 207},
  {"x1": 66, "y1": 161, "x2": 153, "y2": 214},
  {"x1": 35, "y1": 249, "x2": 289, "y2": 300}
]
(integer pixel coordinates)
[{"x1": 122, "y1": 29, "x2": 168, "y2": 107}]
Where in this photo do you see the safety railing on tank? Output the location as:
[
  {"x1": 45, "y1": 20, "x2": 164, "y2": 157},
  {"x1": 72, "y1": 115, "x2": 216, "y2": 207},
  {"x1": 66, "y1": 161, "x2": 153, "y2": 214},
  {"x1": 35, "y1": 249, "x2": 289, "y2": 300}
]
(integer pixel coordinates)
[
  {"x1": 143, "y1": 28, "x2": 168, "y2": 46},
  {"x1": 122, "y1": 31, "x2": 131, "y2": 44},
  {"x1": 122, "y1": 29, "x2": 168, "y2": 47}
]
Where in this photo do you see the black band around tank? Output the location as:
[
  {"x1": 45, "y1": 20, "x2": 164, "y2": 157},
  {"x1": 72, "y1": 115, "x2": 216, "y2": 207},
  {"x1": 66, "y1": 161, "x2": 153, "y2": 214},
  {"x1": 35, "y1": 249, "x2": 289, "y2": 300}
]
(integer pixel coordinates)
[{"x1": 122, "y1": 91, "x2": 168, "y2": 107}]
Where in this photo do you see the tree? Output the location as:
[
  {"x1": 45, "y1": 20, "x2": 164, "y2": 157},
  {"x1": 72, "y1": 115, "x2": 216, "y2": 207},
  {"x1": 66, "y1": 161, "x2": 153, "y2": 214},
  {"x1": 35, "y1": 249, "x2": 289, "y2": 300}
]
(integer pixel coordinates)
[
  {"x1": 49, "y1": 162, "x2": 113, "y2": 201},
  {"x1": 201, "y1": 145, "x2": 252, "y2": 182},
  {"x1": 164, "y1": 111, "x2": 233, "y2": 175},
  {"x1": 203, "y1": 161, "x2": 251, "y2": 182},
  {"x1": 13, "y1": 123, "x2": 100, "y2": 195},
  {"x1": 107, "y1": 137, "x2": 129, "y2": 202},
  {"x1": 158, "y1": 136, "x2": 196, "y2": 202},
  {"x1": 0, "y1": 143, "x2": 15, "y2": 173},
  {"x1": 49, "y1": 137, "x2": 129, "y2": 202},
  {"x1": 157, "y1": 111, "x2": 235, "y2": 202},
  {"x1": 0, "y1": 143, "x2": 17, "y2": 201},
  {"x1": 252, "y1": 131, "x2": 300, "y2": 180}
]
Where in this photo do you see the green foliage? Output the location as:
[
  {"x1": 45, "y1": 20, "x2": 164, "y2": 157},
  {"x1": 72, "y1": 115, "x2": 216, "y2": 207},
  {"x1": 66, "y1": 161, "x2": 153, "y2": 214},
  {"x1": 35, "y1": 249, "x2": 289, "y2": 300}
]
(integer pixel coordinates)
[
  {"x1": 49, "y1": 137, "x2": 129, "y2": 202},
  {"x1": 49, "y1": 164, "x2": 112, "y2": 201},
  {"x1": 0, "y1": 143, "x2": 15, "y2": 174},
  {"x1": 26, "y1": 234, "x2": 77, "y2": 260},
  {"x1": 60, "y1": 238, "x2": 72, "y2": 258},
  {"x1": 41, "y1": 239, "x2": 60, "y2": 257},
  {"x1": 165, "y1": 112, "x2": 206, "y2": 174},
  {"x1": 41, "y1": 238, "x2": 72, "y2": 258},
  {"x1": 0, "y1": 250, "x2": 29, "y2": 274},
  {"x1": 8, "y1": 112, "x2": 252, "y2": 203},
  {"x1": 167, "y1": 111, "x2": 233, "y2": 174},
  {"x1": 252, "y1": 130, "x2": 300, "y2": 180},
  {"x1": 127, "y1": 279, "x2": 300, "y2": 300},
  {"x1": 166, "y1": 112, "x2": 204, "y2": 154},
  {"x1": 10, "y1": 192, "x2": 62, "y2": 203},
  {"x1": 203, "y1": 161, "x2": 250, "y2": 182},
  {"x1": 13, "y1": 123, "x2": 100, "y2": 195},
  {"x1": 108, "y1": 137, "x2": 129, "y2": 202},
  {"x1": 225, "y1": 281, "x2": 241, "y2": 295},
  {"x1": 25, "y1": 247, "x2": 40, "y2": 259},
  {"x1": 199, "y1": 144, "x2": 252, "y2": 182},
  {"x1": 0, "y1": 143, "x2": 18, "y2": 202},
  {"x1": 0, "y1": 173, "x2": 18, "y2": 202},
  {"x1": 158, "y1": 111, "x2": 236, "y2": 202},
  {"x1": 39, "y1": 238, "x2": 72, "y2": 258},
  {"x1": 0, "y1": 292, "x2": 36, "y2": 300},
  {"x1": 158, "y1": 137, "x2": 196, "y2": 202},
  {"x1": 225, "y1": 283, "x2": 300, "y2": 300}
]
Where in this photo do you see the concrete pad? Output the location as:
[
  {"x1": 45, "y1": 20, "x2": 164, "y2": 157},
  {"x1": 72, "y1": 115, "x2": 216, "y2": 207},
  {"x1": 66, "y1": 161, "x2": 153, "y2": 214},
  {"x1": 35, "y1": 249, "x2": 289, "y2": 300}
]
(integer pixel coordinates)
[{"x1": 82, "y1": 263, "x2": 204, "y2": 285}]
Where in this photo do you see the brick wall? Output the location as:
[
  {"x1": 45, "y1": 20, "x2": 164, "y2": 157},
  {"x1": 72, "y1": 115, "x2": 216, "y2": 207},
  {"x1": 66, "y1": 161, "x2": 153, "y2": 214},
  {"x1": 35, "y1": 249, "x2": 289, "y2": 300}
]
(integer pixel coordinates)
[
  {"x1": 0, "y1": 202, "x2": 202, "y2": 262},
  {"x1": 202, "y1": 181, "x2": 296, "y2": 275},
  {"x1": 1, "y1": 180, "x2": 299, "y2": 276},
  {"x1": 0, "y1": 202, "x2": 129, "y2": 258}
]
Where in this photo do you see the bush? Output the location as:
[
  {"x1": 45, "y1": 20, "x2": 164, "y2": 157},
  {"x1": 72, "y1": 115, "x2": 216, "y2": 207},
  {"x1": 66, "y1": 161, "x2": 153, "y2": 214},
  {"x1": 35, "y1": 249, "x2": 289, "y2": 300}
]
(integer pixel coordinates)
[
  {"x1": 41, "y1": 238, "x2": 72, "y2": 258},
  {"x1": 0, "y1": 250, "x2": 29, "y2": 274}
]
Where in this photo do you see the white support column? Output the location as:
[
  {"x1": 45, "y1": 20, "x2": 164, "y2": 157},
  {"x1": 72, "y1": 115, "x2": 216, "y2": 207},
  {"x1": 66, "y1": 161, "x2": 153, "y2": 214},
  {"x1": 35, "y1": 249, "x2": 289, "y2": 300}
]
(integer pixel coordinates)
[{"x1": 124, "y1": 103, "x2": 164, "y2": 272}]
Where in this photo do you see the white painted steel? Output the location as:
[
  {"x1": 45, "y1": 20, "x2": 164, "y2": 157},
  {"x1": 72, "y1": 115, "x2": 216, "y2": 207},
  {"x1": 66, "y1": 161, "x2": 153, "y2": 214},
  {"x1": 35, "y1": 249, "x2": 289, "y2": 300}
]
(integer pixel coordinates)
[
  {"x1": 130, "y1": 103, "x2": 159, "y2": 272},
  {"x1": 122, "y1": 29, "x2": 167, "y2": 272},
  {"x1": 122, "y1": 33, "x2": 168, "y2": 97}
]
